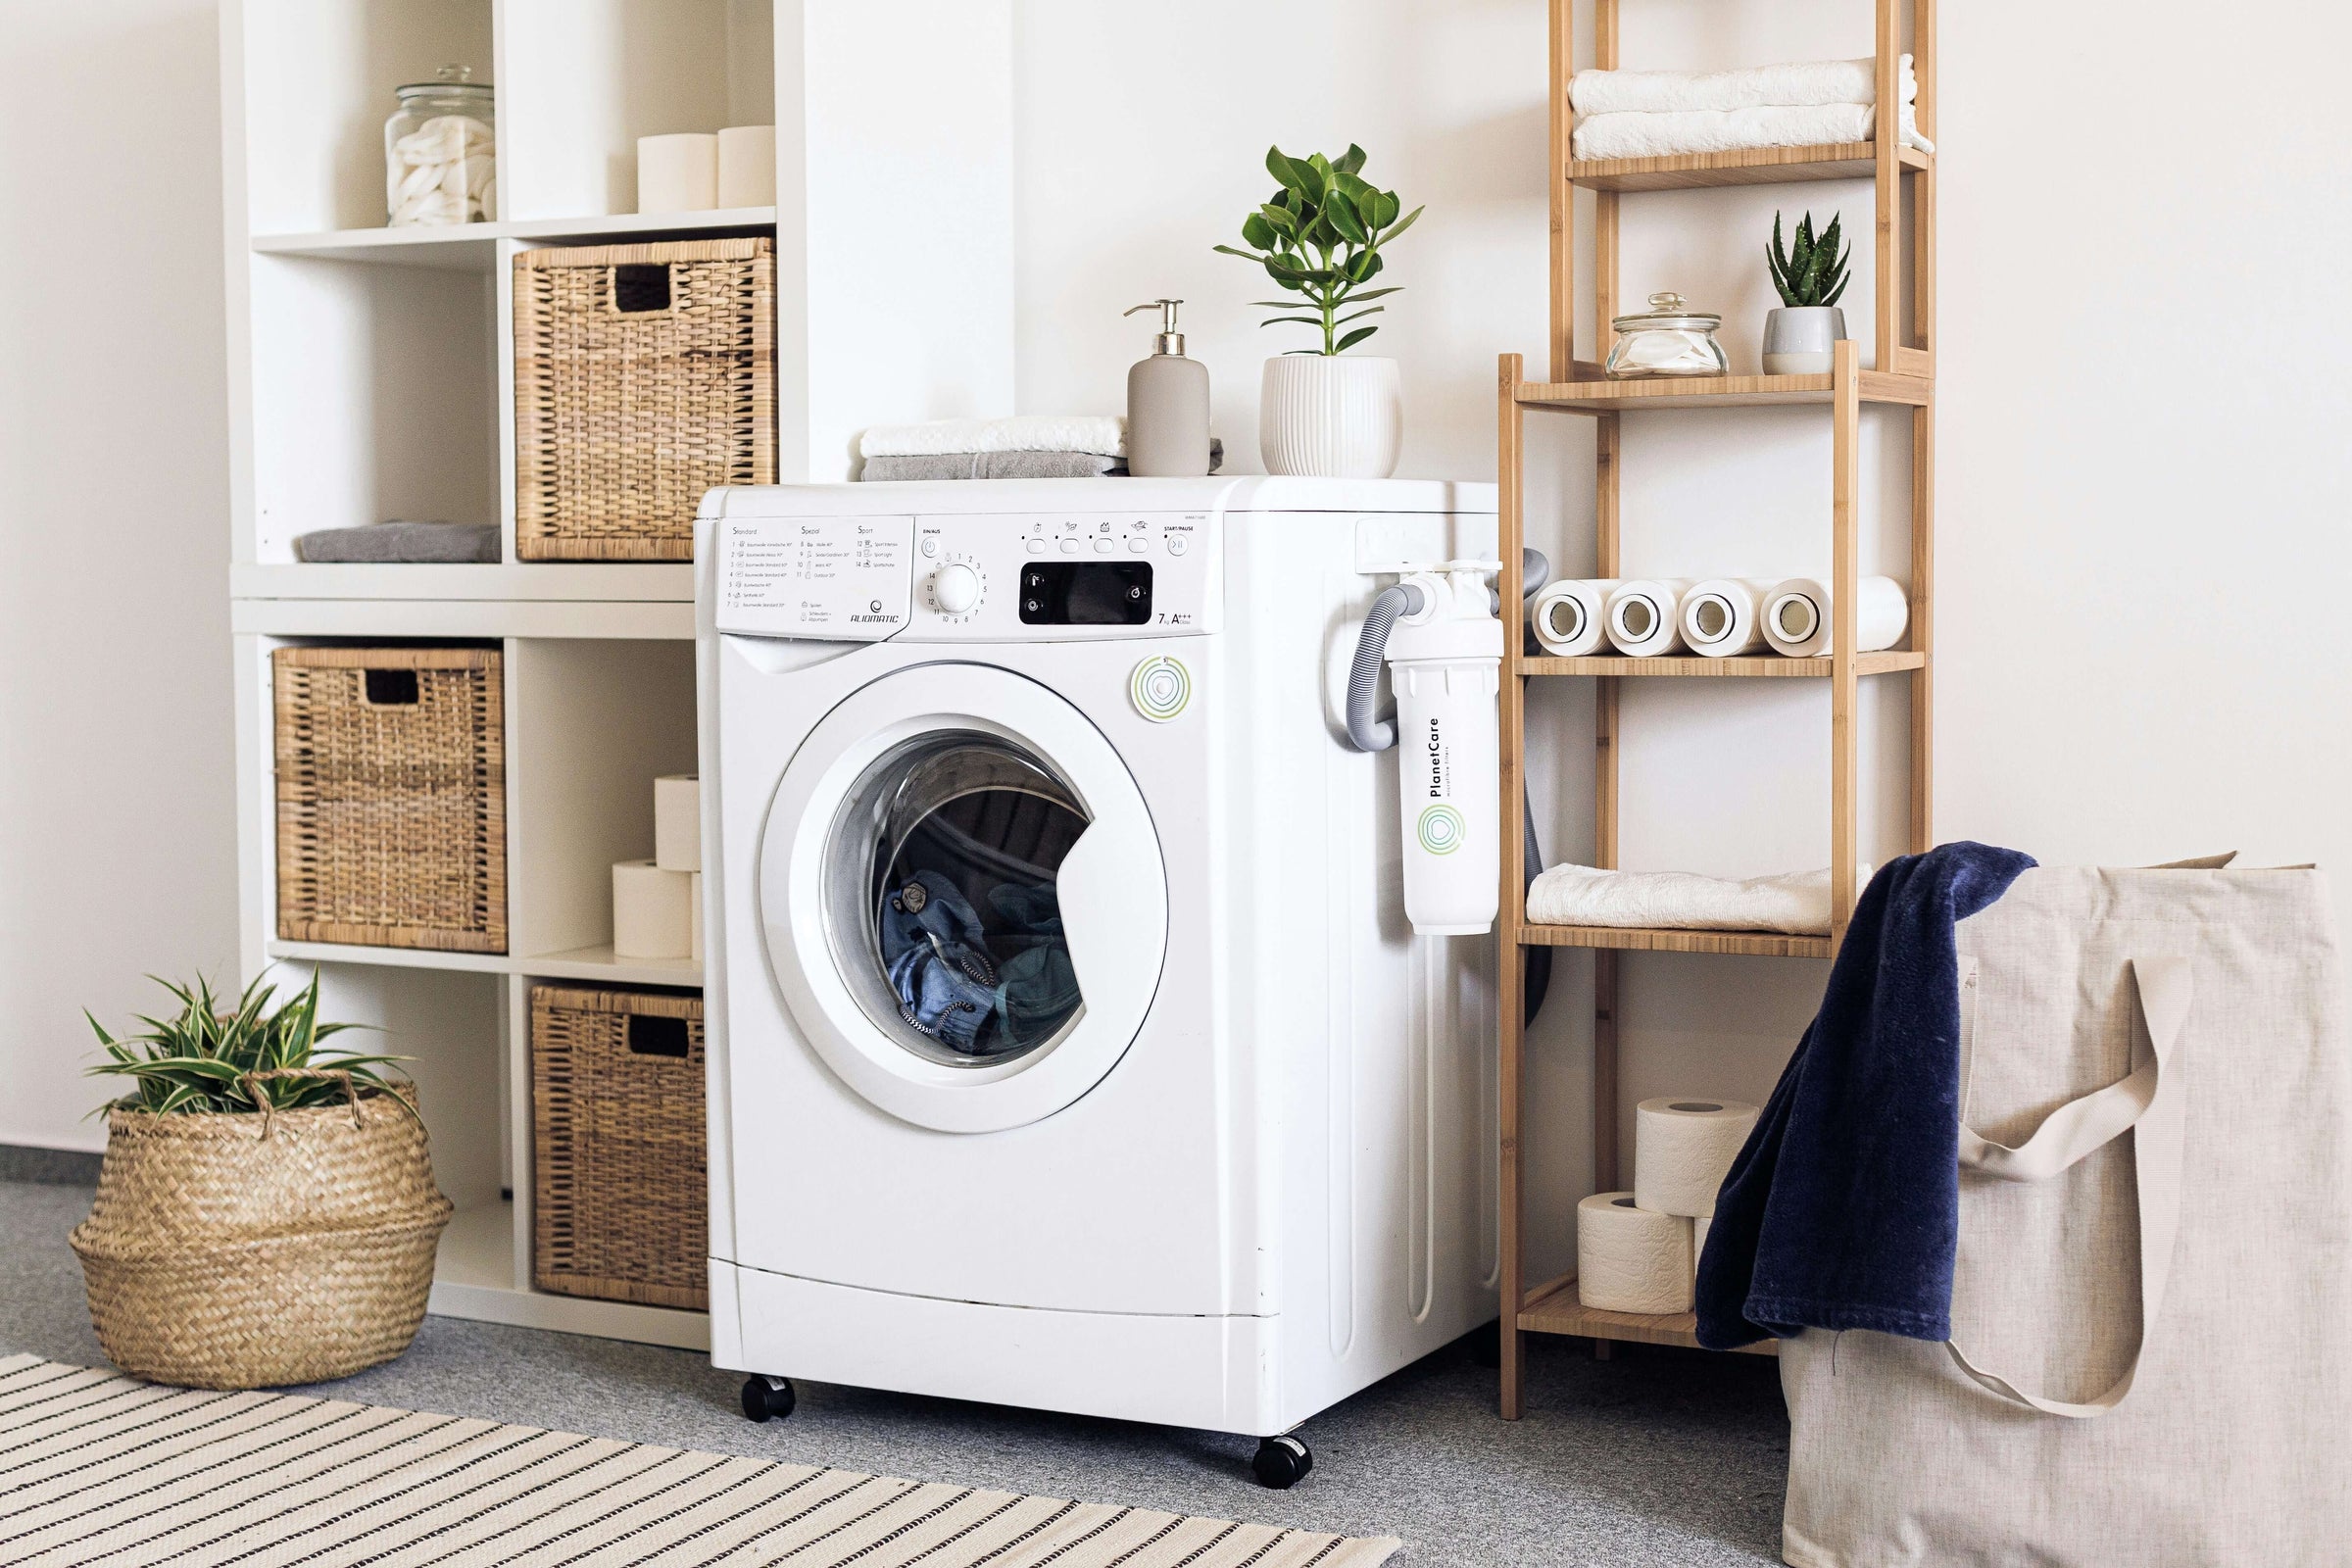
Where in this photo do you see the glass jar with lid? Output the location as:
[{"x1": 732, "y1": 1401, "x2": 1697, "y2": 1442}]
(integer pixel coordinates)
[
  {"x1": 1603, "y1": 292, "x2": 1729, "y2": 379},
  {"x1": 384, "y1": 66, "x2": 495, "y2": 227}
]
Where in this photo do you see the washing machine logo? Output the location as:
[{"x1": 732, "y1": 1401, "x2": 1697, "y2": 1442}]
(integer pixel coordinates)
[
  {"x1": 1129, "y1": 656, "x2": 1192, "y2": 722},
  {"x1": 1416, "y1": 803, "x2": 1467, "y2": 856}
]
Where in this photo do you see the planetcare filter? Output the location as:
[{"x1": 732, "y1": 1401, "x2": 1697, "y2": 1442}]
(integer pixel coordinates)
[
  {"x1": 1527, "y1": 579, "x2": 1618, "y2": 657},
  {"x1": 1577, "y1": 1192, "x2": 1693, "y2": 1314},
  {"x1": 1605, "y1": 578, "x2": 1694, "y2": 657},
  {"x1": 1387, "y1": 570, "x2": 1503, "y2": 936},
  {"x1": 1678, "y1": 578, "x2": 1775, "y2": 657},
  {"x1": 1761, "y1": 575, "x2": 1909, "y2": 657},
  {"x1": 1634, "y1": 1098, "x2": 1760, "y2": 1217}
]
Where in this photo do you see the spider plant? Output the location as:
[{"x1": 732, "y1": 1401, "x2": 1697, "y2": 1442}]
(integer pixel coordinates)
[
  {"x1": 1214, "y1": 144, "x2": 1423, "y2": 355},
  {"x1": 87, "y1": 970, "x2": 413, "y2": 1118}
]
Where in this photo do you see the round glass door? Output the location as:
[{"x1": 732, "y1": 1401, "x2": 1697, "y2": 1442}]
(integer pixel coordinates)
[
  {"x1": 823, "y1": 733, "x2": 1088, "y2": 1067},
  {"x1": 759, "y1": 662, "x2": 1169, "y2": 1134}
]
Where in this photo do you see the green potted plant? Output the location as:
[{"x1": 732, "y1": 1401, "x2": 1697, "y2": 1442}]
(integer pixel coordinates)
[
  {"x1": 1217, "y1": 144, "x2": 1422, "y2": 476},
  {"x1": 69, "y1": 970, "x2": 452, "y2": 1390},
  {"x1": 1763, "y1": 210, "x2": 1850, "y2": 375}
]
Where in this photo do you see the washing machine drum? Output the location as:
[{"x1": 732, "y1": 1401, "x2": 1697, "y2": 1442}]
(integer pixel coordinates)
[{"x1": 759, "y1": 663, "x2": 1169, "y2": 1132}]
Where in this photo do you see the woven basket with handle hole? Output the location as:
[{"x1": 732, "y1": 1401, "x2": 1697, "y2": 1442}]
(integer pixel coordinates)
[{"x1": 70, "y1": 1079, "x2": 452, "y2": 1390}]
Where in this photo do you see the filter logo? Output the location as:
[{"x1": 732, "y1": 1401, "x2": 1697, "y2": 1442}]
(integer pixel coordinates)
[
  {"x1": 1129, "y1": 656, "x2": 1192, "y2": 722},
  {"x1": 1417, "y1": 803, "x2": 1467, "y2": 856}
]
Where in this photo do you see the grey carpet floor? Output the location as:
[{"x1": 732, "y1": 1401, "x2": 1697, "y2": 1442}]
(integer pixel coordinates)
[{"x1": 0, "y1": 1179, "x2": 1788, "y2": 1566}]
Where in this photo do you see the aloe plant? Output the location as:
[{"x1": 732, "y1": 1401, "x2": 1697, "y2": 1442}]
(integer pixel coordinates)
[
  {"x1": 1767, "y1": 211, "x2": 1850, "y2": 308},
  {"x1": 87, "y1": 970, "x2": 412, "y2": 1118},
  {"x1": 1215, "y1": 144, "x2": 1423, "y2": 355}
]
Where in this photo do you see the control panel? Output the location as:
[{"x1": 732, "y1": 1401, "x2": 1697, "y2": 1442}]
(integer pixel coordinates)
[{"x1": 717, "y1": 510, "x2": 1216, "y2": 641}]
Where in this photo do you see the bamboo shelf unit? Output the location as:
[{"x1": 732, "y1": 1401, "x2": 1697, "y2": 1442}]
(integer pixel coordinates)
[{"x1": 1495, "y1": 0, "x2": 1936, "y2": 1416}]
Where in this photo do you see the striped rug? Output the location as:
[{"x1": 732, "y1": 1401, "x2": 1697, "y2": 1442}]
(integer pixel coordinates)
[{"x1": 0, "y1": 1356, "x2": 1399, "y2": 1567}]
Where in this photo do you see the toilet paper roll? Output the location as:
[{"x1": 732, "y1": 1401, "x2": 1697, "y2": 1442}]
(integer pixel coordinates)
[
  {"x1": 655, "y1": 773, "x2": 701, "y2": 872},
  {"x1": 637, "y1": 132, "x2": 719, "y2": 214},
  {"x1": 689, "y1": 870, "x2": 704, "y2": 963},
  {"x1": 717, "y1": 125, "x2": 777, "y2": 207},
  {"x1": 1679, "y1": 578, "x2": 1776, "y2": 658},
  {"x1": 1634, "y1": 1097, "x2": 1761, "y2": 1218},
  {"x1": 1693, "y1": 1214, "x2": 1713, "y2": 1268},
  {"x1": 1604, "y1": 578, "x2": 1694, "y2": 657},
  {"x1": 1527, "y1": 579, "x2": 1619, "y2": 657},
  {"x1": 1760, "y1": 575, "x2": 1909, "y2": 658},
  {"x1": 1577, "y1": 1192, "x2": 1693, "y2": 1314},
  {"x1": 613, "y1": 858, "x2": 693, "y2": 959}
]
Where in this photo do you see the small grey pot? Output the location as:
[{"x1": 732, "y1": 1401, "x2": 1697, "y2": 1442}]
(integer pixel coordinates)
[{"x1": 1762, "y1": 306, "x2": 1846, "y2": 375}]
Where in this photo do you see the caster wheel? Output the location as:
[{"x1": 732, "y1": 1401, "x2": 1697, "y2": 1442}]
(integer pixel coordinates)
[
  {"x1": 1251, "y1": 1435, "x2": 1312, "y2": 1490},
  {"x1": 741, "y1": 1375, "x2": 797, "y2": 1423}
]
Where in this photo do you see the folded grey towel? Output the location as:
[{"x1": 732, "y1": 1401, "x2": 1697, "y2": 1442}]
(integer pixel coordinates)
[
  {"x1": 294, "y1": 520, "x2": 500, "y2": 564},
  {"x1": 859, "y1": 440, "x2": 1223, "y2": 482}
]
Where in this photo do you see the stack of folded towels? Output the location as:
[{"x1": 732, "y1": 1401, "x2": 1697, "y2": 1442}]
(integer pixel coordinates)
[
  {"x1": 1569, "y1": 56, "x2": 1933, "y2": 163},
  {"x1": 858, "y1": 416, "x2": 1222, "y2": 481}
]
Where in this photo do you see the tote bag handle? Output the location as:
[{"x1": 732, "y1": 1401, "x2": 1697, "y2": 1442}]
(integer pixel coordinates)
[{"x1": 1944, "y1": 956, "x2": 2191, "y2": 1419}]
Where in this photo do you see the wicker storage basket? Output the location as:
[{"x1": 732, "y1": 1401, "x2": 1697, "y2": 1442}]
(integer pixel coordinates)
[
  {"x1": 514, "y1": 237, "x2": 777, "y2": 562},
  {"x1": 70, "y1": 1089, "x2": 453, "y2": 1390},
  {"x1": 273, "y1": 645, "x2": 506, "y2": 954},
  {"x1": 531, "y1": 986, "x2": 708, "y2": 1309}
]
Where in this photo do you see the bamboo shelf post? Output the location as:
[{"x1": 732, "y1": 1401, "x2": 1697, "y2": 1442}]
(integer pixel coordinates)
[{"x1": 1494, "y1": 0, "x2": 1936, "y2": 1416}]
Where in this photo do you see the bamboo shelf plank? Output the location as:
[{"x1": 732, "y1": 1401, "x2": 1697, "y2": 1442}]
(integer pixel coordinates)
[
  {"x1": 1519, "y1": 924, "x2": 1831, "y2": 958},
  {"x1": 1518, "y1": 372, "x2": 1932, "y2": 412},
  {"x1": 1523, "y1": 652, "x2": 1924, "y2": 678},
  {"x1": 1521, "y1": 1272, "x2": 1779, "y2": 1356},
  {"x1": 1569, "y1": 142, "x2": 1930, "y2": 193}
]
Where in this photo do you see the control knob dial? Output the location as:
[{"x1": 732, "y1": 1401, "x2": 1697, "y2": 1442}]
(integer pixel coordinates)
[{"x1": 931, "y1": 562, "x2": 981, "y2": 615}]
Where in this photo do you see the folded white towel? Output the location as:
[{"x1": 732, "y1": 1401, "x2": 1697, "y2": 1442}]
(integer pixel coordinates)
[
  {"x1": 1570, "y1": 56, "x2": 1916, "y2": 117},
  {"x1": 859, "y1": 416, "x2": 1127, "y2": 460},
  {"x1": 1572, "y1": 102, "x2": 1932, "y2": 163},
  {"x1": 1527, "y1": 864, "x2": 1847, "y2": 936}
]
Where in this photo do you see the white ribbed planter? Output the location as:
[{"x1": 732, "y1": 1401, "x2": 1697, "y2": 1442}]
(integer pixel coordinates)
[{"x1": 1258, "y1": 355, "x2": 1402, "y2": 478}]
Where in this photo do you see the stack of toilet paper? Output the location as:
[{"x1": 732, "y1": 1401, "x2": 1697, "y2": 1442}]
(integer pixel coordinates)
[
  {"x1": 638, "y1": 127, "x2": 776, "y2": 214},
  {"x1": 1527, "y1": 575, "x2": 1908, "y2": 659},
  {"x1": 612, "y1": 774, "x2": 703, "y2": 960},
  {"x1": 1577, "y1": 1098, "x2": 1759, "y2": 1314}
]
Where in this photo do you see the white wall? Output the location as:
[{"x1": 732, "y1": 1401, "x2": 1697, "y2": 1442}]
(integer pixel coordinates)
[
  {"x1": 0, "y1": 1, "x2": 239, "y2": 1152},
  {"x1": 1014, "y1": 0, "x2": 2352, "y2": 1276},
  {"x1": 6, "y1": 0, "x2": 2347, "y2": 1237}
]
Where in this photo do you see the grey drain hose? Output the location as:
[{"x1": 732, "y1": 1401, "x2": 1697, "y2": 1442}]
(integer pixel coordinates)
[{"x1": 1344, "y1": 551, "x2": 1552, "y2": 1025}]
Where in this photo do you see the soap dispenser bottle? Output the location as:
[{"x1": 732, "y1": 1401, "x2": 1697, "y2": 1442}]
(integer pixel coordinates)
[{"x1": 1123, "y1": 299, "x2": 1211, "y2": 477}]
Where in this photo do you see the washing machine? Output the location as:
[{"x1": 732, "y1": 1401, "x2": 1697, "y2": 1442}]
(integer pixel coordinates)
[{"x1": 695, "y1": 476, "x2": 1499, "y2": 1483}]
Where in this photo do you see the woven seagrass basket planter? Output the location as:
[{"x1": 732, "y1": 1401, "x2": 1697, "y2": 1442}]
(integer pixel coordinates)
[{"x1": 69, "y1": 1090, "x2": 453, "y2": 1390}]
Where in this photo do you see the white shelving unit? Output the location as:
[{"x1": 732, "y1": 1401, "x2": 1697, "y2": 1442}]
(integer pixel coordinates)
[{"x1": 219, "y1": 0, "x2": 1015, "y2": 1346}]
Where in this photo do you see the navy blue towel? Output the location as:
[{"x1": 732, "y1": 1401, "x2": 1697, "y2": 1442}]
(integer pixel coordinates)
[{"x1": 1695, "y1": 842, "x2": 2036, "y2": 1349}]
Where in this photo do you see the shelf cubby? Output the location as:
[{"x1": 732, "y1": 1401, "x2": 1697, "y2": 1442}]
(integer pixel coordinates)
[
  {"x1": 243, "y1": 254, "x2": 497, "y2": 563},
  {"x1": 234, "y1": 0, "x2": 496, "y2": 237},
  {"x1": 496, "y1": 0, "x2": 774, "y2": 222},
  {"x1": 508, "y1": 639, "x2": 699, "y2": 965}
]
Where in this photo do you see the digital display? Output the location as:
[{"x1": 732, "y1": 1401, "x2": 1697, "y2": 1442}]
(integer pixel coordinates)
[{"x1": 1018, "y1": 563, "x2": 1153, "y2": 625}]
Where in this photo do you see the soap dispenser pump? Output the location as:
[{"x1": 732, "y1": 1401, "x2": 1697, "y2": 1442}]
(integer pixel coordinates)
[{"x1": 1123, "y1": 299, "x2": 1211, "y2": 477}]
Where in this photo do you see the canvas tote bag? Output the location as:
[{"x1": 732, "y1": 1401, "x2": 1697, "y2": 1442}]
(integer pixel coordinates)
[{"x1": 1779, "y1": 865, "x2": 2352, "y2": 1568}]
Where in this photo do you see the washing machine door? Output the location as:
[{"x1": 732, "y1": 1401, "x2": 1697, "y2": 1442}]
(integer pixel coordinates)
[{"x1": 759, "y1": 662, "x2": 1168, "y2": 1133}]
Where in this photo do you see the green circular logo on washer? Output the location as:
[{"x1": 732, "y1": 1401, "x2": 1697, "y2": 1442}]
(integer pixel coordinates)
[
  {"x1": 1417, "y1": 803, "x2": 1467, "y2": 855},
  {"x1": 1130, "y1": 657, "x2": 1192, "y2": 721}
]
